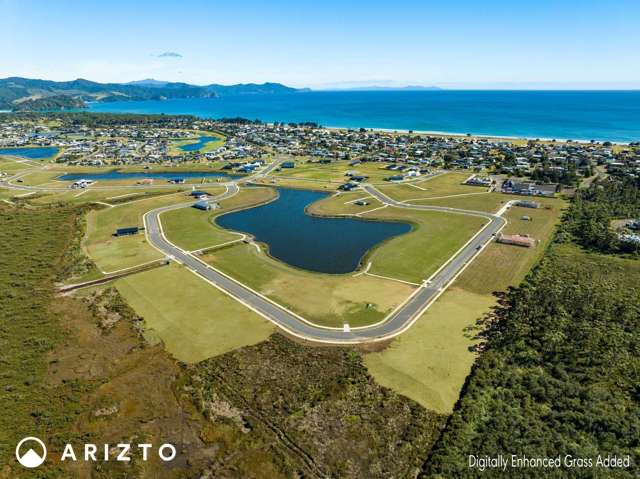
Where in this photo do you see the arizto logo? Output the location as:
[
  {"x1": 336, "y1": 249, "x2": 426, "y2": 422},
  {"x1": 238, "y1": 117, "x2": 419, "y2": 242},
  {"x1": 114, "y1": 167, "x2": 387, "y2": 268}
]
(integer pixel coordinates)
[{"x1": 16, "y1": 437, "x2": 47, "y2": 468}]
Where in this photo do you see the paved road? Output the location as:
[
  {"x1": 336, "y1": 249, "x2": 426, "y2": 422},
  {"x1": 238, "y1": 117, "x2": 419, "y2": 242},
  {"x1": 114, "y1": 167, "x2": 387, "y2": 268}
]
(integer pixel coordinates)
[
  {"x1": 2, "y1": 158, "x2": 509, "y2": 343},
  {"x1": 143, "y1": 178, "x2": 508, "y2": 344}
]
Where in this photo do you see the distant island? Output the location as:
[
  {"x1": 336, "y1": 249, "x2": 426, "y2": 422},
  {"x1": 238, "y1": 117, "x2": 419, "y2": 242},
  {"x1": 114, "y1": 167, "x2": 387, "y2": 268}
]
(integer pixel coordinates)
[{"x1": 0, "y1": 77, "x2": 308, "y2": 111}]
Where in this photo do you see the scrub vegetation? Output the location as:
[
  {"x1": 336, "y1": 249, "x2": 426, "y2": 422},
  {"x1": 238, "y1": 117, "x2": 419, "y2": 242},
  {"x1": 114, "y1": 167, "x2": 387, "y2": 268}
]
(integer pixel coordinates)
[{"x1": 189, "y1": 333, "x2": 447, "y2": 478}]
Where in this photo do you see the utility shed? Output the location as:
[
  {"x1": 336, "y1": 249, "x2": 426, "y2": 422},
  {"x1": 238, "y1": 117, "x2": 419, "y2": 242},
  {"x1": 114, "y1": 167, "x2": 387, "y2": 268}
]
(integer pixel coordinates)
[{"x1": 116, "y1": 227, "x2": 139, "y2": 236}]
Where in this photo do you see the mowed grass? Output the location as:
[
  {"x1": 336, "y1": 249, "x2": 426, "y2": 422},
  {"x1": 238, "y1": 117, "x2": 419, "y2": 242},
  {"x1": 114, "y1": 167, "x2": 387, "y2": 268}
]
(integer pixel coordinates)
[
  {"x1": 411, "y1": 192, "x2": 559, "y2": 214},
  {"x1": 365, "y1": 287, "x2": 495, "y2": 414},
  {"x1": 308, "y1": 191, "x2": 384, "y2": 216},
  {"x1": 365, "y1": 198, "x2": 565, "y2": 413},
  {"x1": 361, "y1": 208, "x2": 487, "y2": 283},
  {"x1": 454, "y1": 199, "x2": 566, "y2": 295},
  {"x1": 84, "y1": 191, "x2": 216, "y2": 272},
  {"x1": 203, "y1": 242, "x2": 415, "y2": 328},
  {"x1": 378, "y1": 171, "x2": 481, "y2": 201},
  {"x1": 273, "y1": 160, "x2": 396, "y2": 184},
  {"x1": 11, "y1": 169, "x2": 62, "y2": 186},
  {"x1": 161, "y1": 186, "x2": 277, "y2": 251},
  {"x1": 115, "y1": 263, "x2": 273, "y2": 363},
  {"x1": 29, "y1": 186, "x2": 188, "y2": 205}
]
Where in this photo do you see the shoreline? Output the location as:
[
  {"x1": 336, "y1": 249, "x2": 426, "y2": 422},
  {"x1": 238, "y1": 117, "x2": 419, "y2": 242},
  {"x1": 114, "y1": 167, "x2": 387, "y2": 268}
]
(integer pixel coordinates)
[{"x1": 318, "y1": 125, "x2": 630, "y2": 145}]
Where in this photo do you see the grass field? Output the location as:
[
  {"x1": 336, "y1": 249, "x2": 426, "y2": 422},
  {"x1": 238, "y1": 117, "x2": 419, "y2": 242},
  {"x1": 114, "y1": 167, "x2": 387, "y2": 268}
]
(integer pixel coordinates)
[
  {"x1": 272, "y1": 159, "x2": 396, "y2": 184},
  {"x1": 115, "y1": 263, "x2": 273, "y2": 362},
  {"x1": 84, "y1": 190, "x2": 223, "y2": 272},
  {"x1": 365, "y1": 197, "x2": 565, "y2": 413},
  {"x1": 454, "y1": 199, "x2": 566, "y2": 294},
  {"x1": 361, "y1": 208, "x2": 487, "y2": 283},
  {"x1": 365, "y1": 287, "x2": 495, "y2": 414},
  {"x1": 29, "y1": 186, "x2": 189, "y2": 205},
  {"x1": 378, "y1": 171, "x2": 482, "y2": 201},
  {"x1": 410, "y1": 192, "x2": 559, "y2": 214},
  {"x1": 307, "y1": 190, "x2": 384, "y2": 215},
  {"x1": 161, "y1": 186, "x2": 277, "y2": 251},
  {"x1": 306, "y1": 190, "x2": 487, "y2": 284},
  {"x1": 203, "y1": 242, "x2": 415, "y2": 328},
  {"x1": 11, "y1": 169, "x2": 62, "y2": 186}
]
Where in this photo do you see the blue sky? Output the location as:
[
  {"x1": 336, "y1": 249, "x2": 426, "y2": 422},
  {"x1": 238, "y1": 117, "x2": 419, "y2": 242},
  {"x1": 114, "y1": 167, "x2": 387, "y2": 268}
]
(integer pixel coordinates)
[{"x1": 1, "y1": 0, "x2": 639, "y2": 88}]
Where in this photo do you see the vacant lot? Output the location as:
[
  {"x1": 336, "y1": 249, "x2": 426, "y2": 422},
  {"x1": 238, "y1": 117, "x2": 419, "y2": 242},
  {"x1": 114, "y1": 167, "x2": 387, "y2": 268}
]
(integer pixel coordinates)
[
  {"x1": 454, "y1": 199, "x2": 566, "y2": 294},
  {"x1": 307, "y1": 191, "x2": 487, "y2": 284},
  {"x1": 162, "y1": 186, "x2": 277, "y2": 251},
  {"x1": 273, "y1": 159, "x2": 394, "y2": 184},
  {"x1": 308, "y1": 191, "x2": 384, "y2": 216},
  {"x1": 191, "y1": 334, "x2": 447, "y2": 478},
  {"x1": 84, "y1": 190, "x2": 221, "y2": 272},
  {"x1": 378, "y1": 171, "x2": 481, "y2": 201},
  {"x1": 115, "y1": 263, "x2": 273, "y2": 362},
  {"x1": 361, "y1": 207, "x2": 486, "y2": 283},
  {"x1": 365, "y1": 287, "x2": 494, "y2": 414},
  {"x1": 365, "y1": 197, "x2": 564, "y2": 413},
  {"x1": 204, "y1": 242, "x2": 415, "y2": 328}
]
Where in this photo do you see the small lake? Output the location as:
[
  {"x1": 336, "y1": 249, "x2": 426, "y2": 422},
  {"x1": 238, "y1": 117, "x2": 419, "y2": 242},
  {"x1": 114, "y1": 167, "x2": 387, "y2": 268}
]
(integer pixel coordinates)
[
  {"x1": 58, "y1": 170, "x2": 240, "y2": 181},
  {"x1": 179, "y1": 135, "x2": 220, "y2": 152},
  {"x1": 216, "y1": 188, "x2": 411, "y2": 274},
  {"x1": 0, "y1": 147, "x2": 59, "y2": 159}
]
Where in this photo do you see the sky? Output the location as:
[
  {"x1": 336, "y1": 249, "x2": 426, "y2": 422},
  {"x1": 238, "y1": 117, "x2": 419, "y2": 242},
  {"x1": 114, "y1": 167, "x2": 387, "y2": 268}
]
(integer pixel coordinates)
[{"x1": 1, "y1": 0, "x2": 639, "y2": 89}]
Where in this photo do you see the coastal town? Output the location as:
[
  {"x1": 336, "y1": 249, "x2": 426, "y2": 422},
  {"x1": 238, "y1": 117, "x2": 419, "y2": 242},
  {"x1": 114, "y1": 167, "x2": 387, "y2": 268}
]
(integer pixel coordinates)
[{"x1": 1, "y1": 114, "x2": 639, "y2": 186}]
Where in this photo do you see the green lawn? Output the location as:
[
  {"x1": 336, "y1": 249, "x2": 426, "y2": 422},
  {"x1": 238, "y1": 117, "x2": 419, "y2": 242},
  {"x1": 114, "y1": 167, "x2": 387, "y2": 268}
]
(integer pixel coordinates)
[
  {"x1": 361, "y1": 207, "x2": 487, "y2": 283},
  {"x1": 272, "y1": 159, "x2": 395, "y2": 184},
  {"x1": 365, "y1": 287, "x2": 496, "y2": 414},
  {"x1": 306, "y1": 190, "x2": 487, "y2": 284},
  {"x1": 12, "y1": 169, "x2": 61, "y2": 186},
  {"x1": 378, "y1": 171, "x2": 481, "y2": 202},
  {"x1": 307, "y1": 191, "x2": 384, "y2": 216},
  {"x1": 454, "y1": 199, "x2": 566, "y2": 295},
  {"x1": 115, "y1": 263, "x2": 273, "y2": 363},
  {"x1": 203, "y1": 242, "x2": 415, "y2": 328},
  {"x1": 84, "y1": 191, "x2": 214, "y2": 272},
  {"x1": 365, "y1": 198, "x2": 565, "y2": 414},
  {"x1": 161, "y1": 186, "x2": 277, "y2": 251}
]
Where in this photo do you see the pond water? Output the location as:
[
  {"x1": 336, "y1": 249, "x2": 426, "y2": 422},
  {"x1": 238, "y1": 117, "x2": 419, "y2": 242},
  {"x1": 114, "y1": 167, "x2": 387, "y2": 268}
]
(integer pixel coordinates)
[
  {"x1": 216, "y1": 188, "x2": 411, "y2": 274},
  {"x1": 0, "y1": 147, "x2": 59, "y2": 159},
  {"x1": 178, "y1": 135, "x2": 220, "y2": 152},
  {"x1": 58, "y1": 170, "x2": 240, "y2": 181}
]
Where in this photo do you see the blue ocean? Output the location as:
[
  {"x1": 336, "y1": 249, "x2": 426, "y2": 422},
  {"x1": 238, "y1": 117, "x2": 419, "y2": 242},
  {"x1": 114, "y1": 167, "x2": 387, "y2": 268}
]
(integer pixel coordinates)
[{"x1": 87, "y1": 90, "x2": 640, "y2": 143}]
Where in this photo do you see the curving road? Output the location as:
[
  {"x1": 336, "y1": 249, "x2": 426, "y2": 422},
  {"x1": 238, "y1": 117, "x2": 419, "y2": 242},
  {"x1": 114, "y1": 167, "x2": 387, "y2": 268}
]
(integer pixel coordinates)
[
  {"x1": 2, "y1": 158, "x2": 509, "y2": 343},
  {"x1": 143, "y1": 177, "x2": 509, "y2": 344}
]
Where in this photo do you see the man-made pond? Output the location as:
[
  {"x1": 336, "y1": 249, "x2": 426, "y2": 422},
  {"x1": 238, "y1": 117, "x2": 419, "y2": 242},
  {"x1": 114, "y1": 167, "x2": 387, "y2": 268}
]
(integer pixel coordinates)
[
  {"x1": 216, "y1": 188, "x2": 411, "y2": 274},
  {"x1": 58, "y1": 170, "x2": 240, "y2": 181},
  {"x1": 178, "y1": 135, "x2": 221, "y2": 152},
  {"x1": 0, "y1": 147, "x2": 59, "y2": 159}
]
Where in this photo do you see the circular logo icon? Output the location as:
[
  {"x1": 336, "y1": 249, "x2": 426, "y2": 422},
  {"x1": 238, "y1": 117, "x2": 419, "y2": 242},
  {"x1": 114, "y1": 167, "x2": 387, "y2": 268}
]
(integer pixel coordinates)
[{"x1": 15, "y1": 437, "x2": 47, "y2": 468}]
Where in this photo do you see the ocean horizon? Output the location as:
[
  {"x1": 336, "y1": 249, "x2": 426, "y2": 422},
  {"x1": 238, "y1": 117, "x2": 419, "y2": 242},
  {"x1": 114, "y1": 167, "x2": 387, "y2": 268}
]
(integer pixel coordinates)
[{"x1": 87, "y1": 90, "x2": 640, "y2": 143}]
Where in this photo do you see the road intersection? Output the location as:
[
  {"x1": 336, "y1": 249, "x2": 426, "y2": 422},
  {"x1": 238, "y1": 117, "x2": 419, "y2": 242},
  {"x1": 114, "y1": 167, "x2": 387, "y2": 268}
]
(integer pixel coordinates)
[{"x1": 2, "y1": 160, "x2": 511, "y2": 344}]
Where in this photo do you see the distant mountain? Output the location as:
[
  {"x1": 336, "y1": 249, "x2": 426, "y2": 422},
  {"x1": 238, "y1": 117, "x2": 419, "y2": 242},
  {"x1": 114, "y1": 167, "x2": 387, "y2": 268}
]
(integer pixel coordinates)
[{"x1": 0, "y1": 77, "x2": 306, "y2": 111}]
